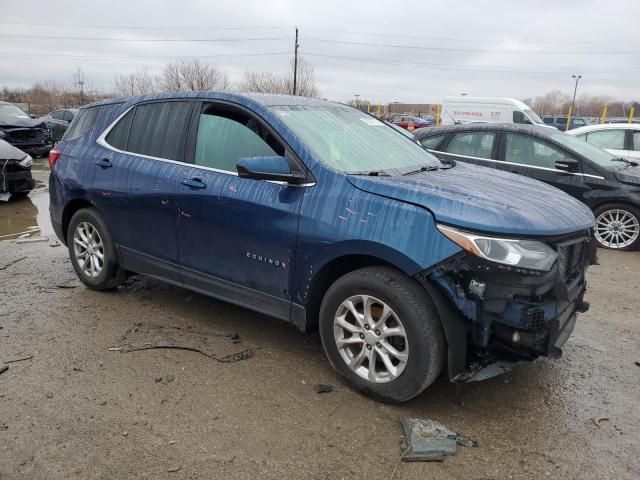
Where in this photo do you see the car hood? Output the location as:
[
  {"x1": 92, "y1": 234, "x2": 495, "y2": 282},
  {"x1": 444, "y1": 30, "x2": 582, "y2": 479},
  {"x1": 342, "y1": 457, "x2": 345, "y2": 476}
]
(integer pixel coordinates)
[
  {"x1": 612, "y1": 164, "x2": 640, "y2": 185},
  {"x1": 0, "y1": 139, "x2": 29, "y2": 161},
  {"x1": 347, "y1": 162, "x2": 595, "y2": 236},
  {"x1": 0, "y1": 117, "x2": 47, "y2": 129}
]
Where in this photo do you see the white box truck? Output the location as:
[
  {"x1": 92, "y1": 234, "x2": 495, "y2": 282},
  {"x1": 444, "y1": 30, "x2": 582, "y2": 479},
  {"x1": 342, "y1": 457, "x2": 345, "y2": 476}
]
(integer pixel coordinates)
[{"x1": 441, "y1": 96, "x2": 548, "y2": 127}]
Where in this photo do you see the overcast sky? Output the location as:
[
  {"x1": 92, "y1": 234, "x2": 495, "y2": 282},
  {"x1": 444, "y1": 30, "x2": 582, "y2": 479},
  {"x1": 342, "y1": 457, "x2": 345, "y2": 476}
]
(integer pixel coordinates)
[{"x1": 1, "y1": 0, "x2": 638, "y2": 104}]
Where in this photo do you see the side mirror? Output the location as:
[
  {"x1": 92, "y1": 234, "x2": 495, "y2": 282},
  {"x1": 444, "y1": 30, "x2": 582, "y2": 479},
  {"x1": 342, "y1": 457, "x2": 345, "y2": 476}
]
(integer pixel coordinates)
[
  {"x1": 29, "y1": 114, "x2": 36, "y2": 119},
  {"x1": 555, "y1": 158, "x2": 580, "y2": 173},
  {"x1": 236, "y1": 155, "x2": 307, "y2": 184}
]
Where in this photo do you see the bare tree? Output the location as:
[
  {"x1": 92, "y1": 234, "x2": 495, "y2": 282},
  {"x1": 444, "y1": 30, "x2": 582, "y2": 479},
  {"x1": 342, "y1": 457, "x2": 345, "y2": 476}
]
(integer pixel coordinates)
[
  {"x1": 114, "y1": 67, "x2": 156, "y2": 96},
  {"x1": 70, "y1": 67, "x2": 87, "y2": 105},
  {"x1": 239, "y1": 57, "x2": 319, "y2": 97},
  {"x1": 287, "y1": 58, "x2": 318, "y2": 97},
  {"x1": 238, "y1": 71, "x2": 288, "y2": 94},
  {"x1": 159, "y1": 59, "x2": 230, "y2": 92}
]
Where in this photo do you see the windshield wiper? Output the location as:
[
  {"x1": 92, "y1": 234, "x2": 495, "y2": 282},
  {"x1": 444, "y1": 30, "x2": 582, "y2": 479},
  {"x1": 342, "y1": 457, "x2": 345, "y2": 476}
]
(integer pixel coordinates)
[
  {"x1": 611, "y1": 157, "x2": 638, "y2": 166},
  {"x1": 350, "y1": 170, "x2": 391, "y2": 176},
  {"x1": 402, "y1": 165, "x2": 439, "y2": 176}
]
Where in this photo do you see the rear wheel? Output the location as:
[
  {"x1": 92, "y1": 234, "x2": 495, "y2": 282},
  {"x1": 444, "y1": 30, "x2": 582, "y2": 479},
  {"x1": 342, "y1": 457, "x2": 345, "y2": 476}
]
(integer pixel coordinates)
[
  {"x1": 594, "y1": 204, "x2": 640, "y2": 250},
  {"x1": 67, "y1": 208, "x2": 125, "y2": 290},
  {"x1": 319, "y1": 266, "x2": 445, "y2": 403}
]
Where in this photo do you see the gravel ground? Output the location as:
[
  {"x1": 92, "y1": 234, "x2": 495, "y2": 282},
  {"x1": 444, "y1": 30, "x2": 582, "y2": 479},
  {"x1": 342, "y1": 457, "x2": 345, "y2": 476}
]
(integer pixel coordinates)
[{"x1": 0, "y1": 160, "x2": 638, "y2": 479}]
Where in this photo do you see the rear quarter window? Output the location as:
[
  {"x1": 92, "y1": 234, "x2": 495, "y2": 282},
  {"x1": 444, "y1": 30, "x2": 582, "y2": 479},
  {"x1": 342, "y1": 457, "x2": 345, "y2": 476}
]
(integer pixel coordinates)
[{"x1": 63, "y1": 104, "x2": 120, "y2": 142}]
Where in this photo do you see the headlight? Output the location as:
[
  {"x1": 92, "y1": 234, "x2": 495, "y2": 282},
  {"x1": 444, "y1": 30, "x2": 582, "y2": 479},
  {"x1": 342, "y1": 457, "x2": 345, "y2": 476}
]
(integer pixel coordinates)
[
  {"x1": 437, "y1": 224, "x2": 558, "y2": 271},
  {"x1": 18, "y1": 155, "x2": 33, "y2": 168}
]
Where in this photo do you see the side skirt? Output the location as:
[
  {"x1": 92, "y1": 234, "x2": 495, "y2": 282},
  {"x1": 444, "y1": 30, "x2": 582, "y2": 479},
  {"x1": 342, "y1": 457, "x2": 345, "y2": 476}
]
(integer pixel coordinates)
[{"x1": 118, "y1": 245, "x2": 301, "y2": 326}]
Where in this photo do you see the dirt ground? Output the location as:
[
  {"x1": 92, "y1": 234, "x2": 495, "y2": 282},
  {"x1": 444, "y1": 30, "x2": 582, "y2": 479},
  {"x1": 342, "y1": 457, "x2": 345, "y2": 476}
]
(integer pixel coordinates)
[{"x1": 1, "y1": 159, "x2": 639, "y2": 479}]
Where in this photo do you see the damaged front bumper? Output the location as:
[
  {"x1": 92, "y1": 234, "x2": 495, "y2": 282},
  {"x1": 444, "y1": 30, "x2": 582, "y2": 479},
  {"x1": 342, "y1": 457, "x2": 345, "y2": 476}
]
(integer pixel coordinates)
[{"x1": 417, "y1": 230, "x2": 596, "y2": 382}]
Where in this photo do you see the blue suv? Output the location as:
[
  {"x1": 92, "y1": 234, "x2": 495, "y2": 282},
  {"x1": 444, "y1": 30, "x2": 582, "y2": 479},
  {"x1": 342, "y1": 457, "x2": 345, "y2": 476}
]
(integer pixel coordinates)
[{"x1": 49, "y1": 92, "x2": 596, "y2": 402}]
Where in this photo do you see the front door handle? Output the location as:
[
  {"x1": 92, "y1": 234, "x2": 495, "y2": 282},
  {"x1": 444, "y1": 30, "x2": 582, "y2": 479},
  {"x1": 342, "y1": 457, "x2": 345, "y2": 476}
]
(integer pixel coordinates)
[
  {"x1": 181, "y1": 177, "x2": 206, "y2": 189},
  {"x1": 95, "y1": 158, "x2": 112, "y2": 168}
]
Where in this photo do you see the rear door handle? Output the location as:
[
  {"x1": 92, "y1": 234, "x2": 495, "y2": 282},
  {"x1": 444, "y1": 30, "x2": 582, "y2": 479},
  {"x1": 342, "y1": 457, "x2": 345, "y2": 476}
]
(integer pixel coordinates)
[
  {"x1": 181, "y1": 177, "x2": 206, "y2": 189},
  {"x1": 95, "y1": 158, "x2": 112, "y2": 168}
]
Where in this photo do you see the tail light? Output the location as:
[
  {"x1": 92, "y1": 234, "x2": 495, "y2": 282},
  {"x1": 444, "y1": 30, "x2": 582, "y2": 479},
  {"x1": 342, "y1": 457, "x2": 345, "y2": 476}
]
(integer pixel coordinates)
[{"x1": 48, "y1": 148, "x2": 61, "y2": 169}]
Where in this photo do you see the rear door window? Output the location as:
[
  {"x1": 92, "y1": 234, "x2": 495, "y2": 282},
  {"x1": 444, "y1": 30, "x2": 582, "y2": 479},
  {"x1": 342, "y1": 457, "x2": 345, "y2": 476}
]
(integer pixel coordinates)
[
  {"x1": 126, "y1": 101, "x2": 193, "y2": 161},
  {"x1": 585, "y1": 129, "x2": 625, "y2": 150},
  {"x1": 419, "y1": 134, "x2": 446, "y2": 150},
  {"x1": 504, "y1": 133, "x2": 567, "y2": 169},
  {"x1": 195, "y1": 110, "x2": 282, "y2": 173},
  {"x1": 446, "y1": 132, "x2": 495, "y2": 159},
  {"x1": 633, "y1": 131, "x2": 640, "y2": 151}
]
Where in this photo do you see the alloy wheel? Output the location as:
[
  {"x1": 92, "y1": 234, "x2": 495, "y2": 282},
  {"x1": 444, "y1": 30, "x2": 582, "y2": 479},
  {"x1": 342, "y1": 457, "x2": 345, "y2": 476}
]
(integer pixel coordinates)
[
  {"x1": 73, "y1": 221, "x2": 105, "y2": 277},
  {"x1": 595, "y1": 209, "x2": 639, "y2": 249},
  {"x1": 333, "y1": 294, "x2": 409, "y2": 383}
]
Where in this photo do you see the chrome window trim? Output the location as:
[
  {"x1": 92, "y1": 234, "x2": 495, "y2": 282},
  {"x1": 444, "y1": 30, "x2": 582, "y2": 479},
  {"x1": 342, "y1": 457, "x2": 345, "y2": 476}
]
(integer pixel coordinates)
[
  {"x1": 427, "y1": 149, "x2": 605, "y2": 180},
  {"x1": 96, "y1": 105, "x2": 315, "y2": 187}
]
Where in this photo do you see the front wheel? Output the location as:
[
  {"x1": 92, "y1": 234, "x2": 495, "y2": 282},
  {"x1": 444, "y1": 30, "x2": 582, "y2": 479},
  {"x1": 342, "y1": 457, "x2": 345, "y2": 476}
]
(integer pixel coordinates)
[
  {"x1": 594, "y1": 204, "x2": 640, "y2": 250},
  {"x1": 319, "y1": 266, "x2": 445, "y2": 403}
]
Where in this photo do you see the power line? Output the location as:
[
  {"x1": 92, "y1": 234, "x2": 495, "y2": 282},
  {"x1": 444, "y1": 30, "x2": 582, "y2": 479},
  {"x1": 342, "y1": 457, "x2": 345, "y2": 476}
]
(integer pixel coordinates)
[
  {"x1": 303, "y1": 52, "x2": 640, "y2": 75},
  {"x1": 0, "y1": 51, "x2": 291, "y2": 61},
  {"x1": 0, "y1": 33, "x2": 287, "y2": 43},
  {"x1": 305, "y1": 38, "x2": 640, "y2": 55},
  {"x1": 0, "y1": 21, "x2": 284, "y2": 31},
  {"x1": 304, "y1": 26, "x2": 640, "y2": 46}
]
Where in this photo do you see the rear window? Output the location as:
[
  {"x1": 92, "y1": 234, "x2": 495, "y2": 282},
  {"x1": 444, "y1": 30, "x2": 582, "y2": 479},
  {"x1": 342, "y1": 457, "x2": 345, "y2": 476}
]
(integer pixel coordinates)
[
  {"x1": 63, "y1": 104, "x2": 119, "y2": 142},
  {"x1": 125, "y1": 101, "x2": 193, "y2": 161}
]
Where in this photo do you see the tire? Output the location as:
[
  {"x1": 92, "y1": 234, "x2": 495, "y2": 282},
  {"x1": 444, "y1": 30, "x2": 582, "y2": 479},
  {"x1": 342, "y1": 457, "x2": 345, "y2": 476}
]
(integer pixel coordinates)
[
  {"x1": 593, "y1": 203, "x2": 640, "y2": 251},
  {"x1": 67, "y1": 208, "x2": 125, "y2": 290},
  {"x1": 319, "y1": 266, "x2": 445, "y2": 403}
]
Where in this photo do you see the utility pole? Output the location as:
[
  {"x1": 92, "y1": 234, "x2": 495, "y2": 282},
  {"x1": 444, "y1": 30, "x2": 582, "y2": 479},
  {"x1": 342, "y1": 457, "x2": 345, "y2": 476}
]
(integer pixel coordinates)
[
  {"x1": 354, "y1": 94, "x2": 360, "y2": 109},
  {"x1": 566, "y1": 74, "x2": 581, "y2": 131},
  {"x1": 78, "y1": 79, "x2": 85, "y2": 105},
  {"x1": 292, "y1": 27, "x2": 299, "y2": 96}
]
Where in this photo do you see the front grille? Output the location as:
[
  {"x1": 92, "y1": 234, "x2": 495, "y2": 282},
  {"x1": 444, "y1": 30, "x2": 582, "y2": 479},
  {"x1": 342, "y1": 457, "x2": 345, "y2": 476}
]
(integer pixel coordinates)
[
  {"x1": 522, "y1": 307, "x2": 545, "y2": 331},
  {"x1": 6, "y1": 129, "x2": 46, "y2": 145},
  {"x1": 556, "y1": 240, "x2": 586, "y2": 285}
]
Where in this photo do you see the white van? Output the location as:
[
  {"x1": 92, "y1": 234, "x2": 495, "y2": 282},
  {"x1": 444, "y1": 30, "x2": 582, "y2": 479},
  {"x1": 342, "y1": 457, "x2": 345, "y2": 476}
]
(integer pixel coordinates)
[{"x1": 441, "y1": 96, "x2": 547, "y2": 127}]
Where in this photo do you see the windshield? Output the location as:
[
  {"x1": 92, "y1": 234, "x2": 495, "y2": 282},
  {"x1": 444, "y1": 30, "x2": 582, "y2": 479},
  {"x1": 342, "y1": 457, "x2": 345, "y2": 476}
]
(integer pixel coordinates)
[
  {"x1": 271, "y1": 105, "x2": 440, "y2": 174},
  {"x1": 0, "y1": 104, "x2": 30, "y2": 123},
  {"x1": 523, "y1": 108, "x2": 544, "y2": 125},
  {"x1": 549, "y1": 131, "x2": 619, "y2": 166}
]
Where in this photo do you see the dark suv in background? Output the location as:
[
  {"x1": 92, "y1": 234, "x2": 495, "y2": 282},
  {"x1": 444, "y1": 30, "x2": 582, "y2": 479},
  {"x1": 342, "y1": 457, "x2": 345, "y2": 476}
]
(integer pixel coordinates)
[
  {"x1": 415, "y1": 123, "x2": 640, "y2": 250},
  {"x1": 0, "y1": 101, "x2": 53, "y2": 157},
  {"x1": 542, "y1": 115, "x2": 588, "y2": 131}
]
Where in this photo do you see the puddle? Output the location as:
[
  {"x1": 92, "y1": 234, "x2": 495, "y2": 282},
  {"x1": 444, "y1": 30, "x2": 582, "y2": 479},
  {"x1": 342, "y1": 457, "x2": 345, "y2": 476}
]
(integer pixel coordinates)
[{"x1": 0, "y1": 192, "x2": 53, "y2": 240}]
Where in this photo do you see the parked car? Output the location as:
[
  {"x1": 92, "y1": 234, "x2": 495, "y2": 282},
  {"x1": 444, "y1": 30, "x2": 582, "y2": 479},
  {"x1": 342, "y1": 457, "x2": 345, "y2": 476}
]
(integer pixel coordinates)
[
  {"x1": 567, "y1": 123, "x2": 640, "y2": 162},
  {"x1": 0, "y1": 101, "x2": 53, "y2": 157},
  {"x1": 40, "y1": 108, "x2": 78, "y2": 143},
  {"x1": 390, "y1": 114, "x2": 433, "y2": 130},
  {"x1": 414, "y1": 123, "x2": 640, "y2": 250},
  {"x1": 0, "y1": 139, "x2": 35, "y2": 197},
  {"x1": 49, "y1": 93, "x2": 595, "y2": 402},
  {"x1": 542, "y1": 115, "x2": 589, "y2": 131},
  {"x1": 441, "y1": 97, "x2": 548, "y2": 126},
  {"x1": 385, "y1": 120, "x2": 416, "y2": 140}
]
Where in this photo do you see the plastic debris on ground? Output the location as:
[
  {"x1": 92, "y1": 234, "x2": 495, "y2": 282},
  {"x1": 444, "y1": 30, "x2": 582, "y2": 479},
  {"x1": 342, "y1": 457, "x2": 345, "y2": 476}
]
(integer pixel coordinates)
[{"x1": 400, "y1": 418, "x2": 477, "y2": 462}]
